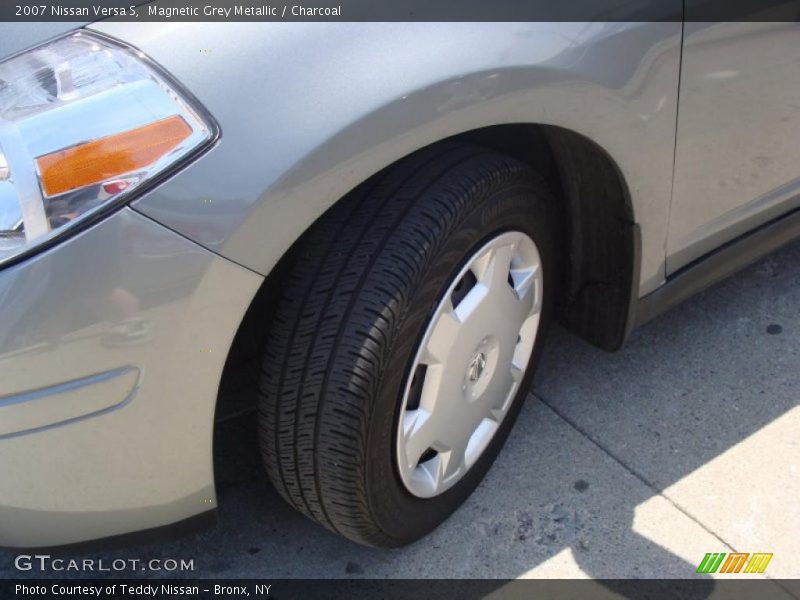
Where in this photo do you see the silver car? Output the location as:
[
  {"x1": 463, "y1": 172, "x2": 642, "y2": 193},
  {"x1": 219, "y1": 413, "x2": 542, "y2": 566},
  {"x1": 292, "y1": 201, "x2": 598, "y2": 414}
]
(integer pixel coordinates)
[{"x1": 1, "y1": 19, "x2": 798, "y2": 549}]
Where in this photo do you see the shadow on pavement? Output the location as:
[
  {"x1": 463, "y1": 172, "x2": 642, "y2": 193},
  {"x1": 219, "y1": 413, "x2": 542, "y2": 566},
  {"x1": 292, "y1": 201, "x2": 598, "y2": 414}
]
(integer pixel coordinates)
[{"x1": 3, "y1": 240, "x2": 799, "y2": 597}]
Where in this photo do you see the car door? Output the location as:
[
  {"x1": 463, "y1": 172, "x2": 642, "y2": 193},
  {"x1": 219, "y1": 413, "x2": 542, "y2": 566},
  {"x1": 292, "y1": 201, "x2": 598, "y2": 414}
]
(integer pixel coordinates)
[{"x1": 668, "y1": 19, "x2": 800, "y2": 273}]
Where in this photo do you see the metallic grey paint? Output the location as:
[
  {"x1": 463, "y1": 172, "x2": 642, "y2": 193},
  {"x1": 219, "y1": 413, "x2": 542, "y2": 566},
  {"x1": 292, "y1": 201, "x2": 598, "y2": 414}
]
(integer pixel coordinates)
[
  {"x1": 0, "y1": 18, "x2": 795, "y2": 547},
  {"x1": 91, "y1": 22, "x2": 683, "y2": 295},
  {"x1": 0, "y1": 208, "x2": 261, "y2": 547},
  {"x1": 669, "y1": 22, "x2": 800, "y2": 271}
]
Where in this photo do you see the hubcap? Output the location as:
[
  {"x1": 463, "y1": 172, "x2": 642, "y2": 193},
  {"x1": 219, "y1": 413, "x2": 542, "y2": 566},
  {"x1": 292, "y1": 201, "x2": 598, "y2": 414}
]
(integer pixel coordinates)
[{"x1": 396, "y1": 231, "x2": 544, "y2": 498}]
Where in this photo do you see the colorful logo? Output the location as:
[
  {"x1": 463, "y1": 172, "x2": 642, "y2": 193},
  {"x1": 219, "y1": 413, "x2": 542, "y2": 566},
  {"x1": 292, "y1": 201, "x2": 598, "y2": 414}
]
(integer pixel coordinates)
[{"x1": 696, "y1": 552, "x2": 773, "y2": 574}]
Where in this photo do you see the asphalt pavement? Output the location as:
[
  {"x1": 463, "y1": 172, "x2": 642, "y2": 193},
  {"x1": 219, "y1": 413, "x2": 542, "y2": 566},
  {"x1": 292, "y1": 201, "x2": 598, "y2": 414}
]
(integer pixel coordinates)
[{"x1": 2, "y1": 239, "x2": 799, "y2": 589}]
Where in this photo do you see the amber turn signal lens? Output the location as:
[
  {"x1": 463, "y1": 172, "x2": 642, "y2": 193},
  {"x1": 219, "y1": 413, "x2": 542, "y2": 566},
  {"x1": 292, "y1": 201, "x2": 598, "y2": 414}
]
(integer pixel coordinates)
[{"x1": 36, "y1": 115, "x2": 192, "y2": 198}]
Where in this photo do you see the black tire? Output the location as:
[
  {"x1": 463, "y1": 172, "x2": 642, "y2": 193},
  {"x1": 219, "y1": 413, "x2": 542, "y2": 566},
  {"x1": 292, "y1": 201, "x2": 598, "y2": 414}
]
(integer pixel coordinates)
[{"x1": 258, "y1": 144, "x2": 558, "y2": 547}]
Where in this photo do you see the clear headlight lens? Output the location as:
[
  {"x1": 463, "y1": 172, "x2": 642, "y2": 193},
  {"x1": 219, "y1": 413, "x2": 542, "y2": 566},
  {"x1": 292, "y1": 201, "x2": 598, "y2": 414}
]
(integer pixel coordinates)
[{"x1": 0, "y1": 31, "x2": 216, "y2": 266}]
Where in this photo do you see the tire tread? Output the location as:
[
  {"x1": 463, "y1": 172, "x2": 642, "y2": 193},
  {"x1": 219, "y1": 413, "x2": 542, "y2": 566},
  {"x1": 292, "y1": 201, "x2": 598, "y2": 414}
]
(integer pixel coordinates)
[{"x1": 258, "y1": 145, "x2": 545, "y2": 545}]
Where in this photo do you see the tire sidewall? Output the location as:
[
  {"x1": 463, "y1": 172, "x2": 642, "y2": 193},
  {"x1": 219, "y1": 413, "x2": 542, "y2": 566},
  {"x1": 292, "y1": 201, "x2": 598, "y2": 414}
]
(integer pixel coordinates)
[{"x1": 364, "y1": 173, "x2": 558, "y2": 545}]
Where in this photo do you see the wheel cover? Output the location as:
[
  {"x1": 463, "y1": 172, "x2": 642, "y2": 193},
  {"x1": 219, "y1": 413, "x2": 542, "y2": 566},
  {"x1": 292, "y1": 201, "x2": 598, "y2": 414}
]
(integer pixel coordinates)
[{"x1": 396, "y1": 230, "x2": 544, "y2": 498}]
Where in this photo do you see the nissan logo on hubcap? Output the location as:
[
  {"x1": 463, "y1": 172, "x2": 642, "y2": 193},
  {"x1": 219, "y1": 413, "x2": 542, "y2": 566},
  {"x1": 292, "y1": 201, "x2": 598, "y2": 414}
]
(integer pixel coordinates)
[{"x1": 468, "y1": 352, "x2": 487, "y2": 382}]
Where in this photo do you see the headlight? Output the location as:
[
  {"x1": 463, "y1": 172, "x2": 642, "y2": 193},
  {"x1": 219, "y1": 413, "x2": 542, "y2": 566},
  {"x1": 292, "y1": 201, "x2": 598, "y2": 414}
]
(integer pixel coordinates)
[{"x1": 0, "y1": 30, "x2": 216, "y2": 266}]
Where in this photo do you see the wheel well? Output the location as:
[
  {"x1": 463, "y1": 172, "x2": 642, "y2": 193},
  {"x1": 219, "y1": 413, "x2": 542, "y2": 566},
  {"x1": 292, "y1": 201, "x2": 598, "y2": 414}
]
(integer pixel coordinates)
[
  {"x1": 442, "y1": 124, "x2": 637, "y2": 352},
  {"x1": 216, "y1": 123, "x2": 637, "y2": 421}
]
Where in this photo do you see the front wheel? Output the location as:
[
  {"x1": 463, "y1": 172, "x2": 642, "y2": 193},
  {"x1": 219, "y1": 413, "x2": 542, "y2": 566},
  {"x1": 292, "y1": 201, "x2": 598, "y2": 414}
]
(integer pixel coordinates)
[{"x1": 258, "y1": 145, "x2": 557, "y2": 547}]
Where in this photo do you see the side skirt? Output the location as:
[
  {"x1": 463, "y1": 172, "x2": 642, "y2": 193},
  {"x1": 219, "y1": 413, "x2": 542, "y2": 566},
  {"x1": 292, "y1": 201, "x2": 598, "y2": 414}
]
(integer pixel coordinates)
[{"x1": 634, "y1": 206, "x2": 800, "y2": 328}]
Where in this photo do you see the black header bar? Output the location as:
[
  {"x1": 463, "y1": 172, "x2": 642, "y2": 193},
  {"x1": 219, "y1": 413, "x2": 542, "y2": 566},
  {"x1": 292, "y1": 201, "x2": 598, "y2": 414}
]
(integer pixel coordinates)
[{"x1": 2, "y1": 0, "x2": 800, "y2": 22}]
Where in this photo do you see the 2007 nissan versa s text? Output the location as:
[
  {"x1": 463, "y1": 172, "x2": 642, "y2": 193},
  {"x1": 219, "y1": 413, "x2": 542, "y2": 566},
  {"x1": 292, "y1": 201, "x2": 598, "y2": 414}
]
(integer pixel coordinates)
[{"x1": 1, "y1": 16, "x2": 798, "y2": 548}]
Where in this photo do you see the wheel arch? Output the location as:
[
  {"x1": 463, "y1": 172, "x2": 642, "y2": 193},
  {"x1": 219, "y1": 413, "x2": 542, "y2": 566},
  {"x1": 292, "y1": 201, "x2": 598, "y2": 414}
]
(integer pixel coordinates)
[{"x1": 217, "y1": 123, "x2": 638, "y2": 424}]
